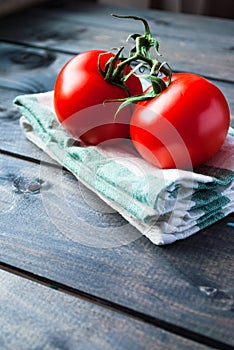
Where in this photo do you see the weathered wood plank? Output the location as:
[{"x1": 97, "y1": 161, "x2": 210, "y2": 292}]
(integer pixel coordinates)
[
  {"x1": 0, "y1": 43, "x2": 70, "y2": 159},
  {"x1": 0, "y1": 154, "x2": 234, "y2": 347},
  {"x1": 1, "y1": 270, "x2": 212, "y2": 350},
  {"x1": 0, "y1": 42, "x2": 71, "y2": 93},
  {"x1": 0, "y1": 1, "x2": 233, "y2": 81}
]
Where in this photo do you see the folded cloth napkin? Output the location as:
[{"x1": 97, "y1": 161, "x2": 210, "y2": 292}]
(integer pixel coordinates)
[{"x1": 14, "y1": 91, "x2": 234, "y2": 245}]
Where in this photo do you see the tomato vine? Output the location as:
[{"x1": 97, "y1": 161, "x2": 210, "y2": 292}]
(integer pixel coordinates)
[{"x1": 98, "y1": 14, "x2": 172, "y2": 112}]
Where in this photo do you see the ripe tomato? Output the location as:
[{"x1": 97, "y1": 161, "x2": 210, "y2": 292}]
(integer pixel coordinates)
[
  {"x1": 54, "y1": 50, "x2": 142, "y2": 145},
  {"x1": 130, "y1": 73, "x2": 230, "y2": 169}
]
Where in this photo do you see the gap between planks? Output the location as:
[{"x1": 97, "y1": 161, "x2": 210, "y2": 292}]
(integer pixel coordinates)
[
  {"x1": 0, "y1": 148, "x2": 61, "y2": 169},
  {"x1": 0, "y1": 260, "x2": 233, "y2": 350}
]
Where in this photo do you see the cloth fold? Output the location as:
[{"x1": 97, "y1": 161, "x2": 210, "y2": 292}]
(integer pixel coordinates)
[{"x1": 14, "y1": 91, "x2": 234, "y2": 245}]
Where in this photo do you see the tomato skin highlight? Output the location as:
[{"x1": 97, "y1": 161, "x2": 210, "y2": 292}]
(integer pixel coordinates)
[
  {"x1": 130, "y1": 73, "x2": 230, "y2": 169},
  {"x1": 54, "y1": 50, "x2": 143, "y2": 145}
]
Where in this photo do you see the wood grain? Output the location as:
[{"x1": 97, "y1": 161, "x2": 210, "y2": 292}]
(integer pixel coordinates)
[
  {"x1": 0, "y1": 154, "x2": 233, "y2": 347},
  {"x1": 0, "y1": 42, "x2": 70, "y2": 93},
  {"x1": 0, "y1": 2, "x2": 233, "y2": 80},
  {"x1": 1, "y1": 269, "x2": 213, "y2": 350}
]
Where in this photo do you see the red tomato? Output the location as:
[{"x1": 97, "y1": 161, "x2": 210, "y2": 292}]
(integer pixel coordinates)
[
  {"x1": 130, "y1": 73, "x2": 230, "y2": 169},
  {"x1": 54, "y1": 50, "x2": 142, "y2": 145}
]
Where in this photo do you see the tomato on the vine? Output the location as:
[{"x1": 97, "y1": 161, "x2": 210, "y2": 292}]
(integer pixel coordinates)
[
  {"x1": 130, "y1": 73, "x2": 230, "y2": 169},
  {"x1": 54, "y1": 50, "x2": 142, "y2": 145},
  {"x1": 54, "y1": 15, "x2": 230, "y2": 170}
]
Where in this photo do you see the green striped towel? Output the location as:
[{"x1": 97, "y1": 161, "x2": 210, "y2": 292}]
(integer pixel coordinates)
[{"x1": 14, "y1": 91, "x2": 234, "y2": 245}]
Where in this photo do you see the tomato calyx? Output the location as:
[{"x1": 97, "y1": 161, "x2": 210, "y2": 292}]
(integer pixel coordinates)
[{"x1": 98, "y1": 14, "x2": 172, "y2": 115}]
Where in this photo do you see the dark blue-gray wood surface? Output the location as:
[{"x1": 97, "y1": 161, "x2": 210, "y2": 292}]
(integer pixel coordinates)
[
  {"x1": 0, "y1": 1, "x2": 234, "y2": 349},
  {"x1": 1, "y1": 269, "x2": 214, "y2": 350}
]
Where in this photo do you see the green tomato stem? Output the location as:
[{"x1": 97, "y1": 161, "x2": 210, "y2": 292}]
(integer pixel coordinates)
[{"x1": 99, "y1": 14, "x2": 172, "y2": 111}]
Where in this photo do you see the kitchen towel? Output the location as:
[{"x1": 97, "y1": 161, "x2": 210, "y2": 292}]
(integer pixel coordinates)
[{"x1": 14, "y1": 91, "x2": 234, "y2": 245}]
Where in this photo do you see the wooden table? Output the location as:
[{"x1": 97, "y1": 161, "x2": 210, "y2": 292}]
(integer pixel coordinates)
[{"x1": 0, "y1": 1, "x2": 233, "y2": 349}]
